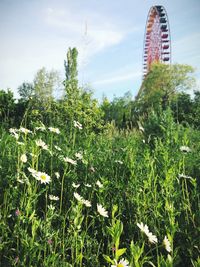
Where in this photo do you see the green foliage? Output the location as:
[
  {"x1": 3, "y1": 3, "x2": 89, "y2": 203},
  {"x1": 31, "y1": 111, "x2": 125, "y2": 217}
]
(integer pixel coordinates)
[
  {"x1": 34, "y1": 67, "x2": 59, "y2": 103},
  {"x1": 137, "y1": 62, "x2": 195, "y2": 112},
  {"x1": 1, "y1": 49, "x2": 200, "y2": 266},
  {"x1": 17, "y1": 82, "x2": 34, "y2": 101},
  {"x1": 0, "y1": 89, "x2": 15, "y2": 127},
  {"x1": 64, "y1": 47, "x2": 79, "y2": 98}
]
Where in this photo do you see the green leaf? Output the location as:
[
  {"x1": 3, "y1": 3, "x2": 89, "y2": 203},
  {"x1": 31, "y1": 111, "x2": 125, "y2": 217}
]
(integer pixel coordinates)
[
  {"x1": 103, "y1": 255, "x2": 114, "y2": 264},
  {"x1": 116, "y1": 248, "x2": 126, "y2": 258}
]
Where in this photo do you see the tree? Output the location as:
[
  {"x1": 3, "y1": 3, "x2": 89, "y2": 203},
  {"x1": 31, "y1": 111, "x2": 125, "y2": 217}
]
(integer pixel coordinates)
[
  {"x1": 34, "y1": 67, "x2": 59, "y2": 102},
  {"x1": 0, "y1": 89, "x2": 15, "y2": 126},
  {"x1": 18, "y1": 82, "x2": 34, "y2": 101},
  {"x1": 64, "y1": 47, "x2": 79, "y2": 99},
  {"x1": 137, "y1": 63, "x2": 195, "y2": 111}
]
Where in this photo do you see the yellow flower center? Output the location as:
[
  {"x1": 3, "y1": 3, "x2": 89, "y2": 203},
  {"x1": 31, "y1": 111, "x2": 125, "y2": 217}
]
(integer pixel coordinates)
[
  {"x1": 117, "y1": 264, "x2": 124, "y2": 267},
  {"x1": 40, "y1": 174, "x2": 46, "y2": 180}
]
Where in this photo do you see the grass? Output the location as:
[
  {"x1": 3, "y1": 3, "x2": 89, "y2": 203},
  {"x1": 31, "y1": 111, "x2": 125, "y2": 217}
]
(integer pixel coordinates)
[{"x1": 0, "y1": 111, "x2": 199, "y2": 266}]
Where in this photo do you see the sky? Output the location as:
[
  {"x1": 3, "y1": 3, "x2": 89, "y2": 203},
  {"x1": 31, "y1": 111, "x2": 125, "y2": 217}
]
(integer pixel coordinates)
[{"x1": 0, "y1": 0, "x2": 200, "y2": 101}]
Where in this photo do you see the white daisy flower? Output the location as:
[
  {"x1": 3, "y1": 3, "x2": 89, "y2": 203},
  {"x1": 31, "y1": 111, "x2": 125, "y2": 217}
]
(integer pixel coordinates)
[
  {"x1": 63, "y1": 157, "x2": 77, "y2": 166},
  {"x1": 73, "y1": 192, "x2": 83, "y2": 202},
  {"x1": 115, "y1": 160, "x2": 123, "y2": 165},
  {"x1": 35, "y1": 125, "x2": 46, "y2": 131},
  {"x1": 111, "y1": 258, "x2": 129, "y2": 267},
  {"x1": 178, "y1": 173, "x2": 192, "y2": 179},
  {"x1": 75, "y1": 152, "x2": 83, "y2": 160},
  {"x1": 137, "y1": 222, "x2": 157, "y2": 244},
  {"x1": 54, "y1": 145, "x2": 62, "y2": 151},
  {"x1": 72, "y1": 182, "x2": 80, "y2": 188},
  {"x1": 49, "y1": 195, "x2": 59, "y2": 201},
  {"x1": 82, "y1": 199, "x2": 92, "y2": 207},
  {"x1": 147, "y1": 232, "x2": 158, "y2": 244},
  {"x1": 48, "y1": 127, "x2": 60, "y2": 134},
  {"x1": 97, "y1": 204, "x2": 108, "y2": 217},
  {"x1": 137, "y1": 222, "x2": 150, "y2": 236},
  {"x1": 180, "y1": 145, "x2": 191, "y2": 153},
  {"x1": 96, "y1": 180, "x2": 103, "y2": 188},
  {"x1": 28, "y1": 167, "x2": 37, "y2": 175},
  {"x1": 85, "y1": 183, "x2": 92, "y2": 188},
  {"x1": 17, "y1": 141, "x2": 24, "y2": 145},
  {"x1": 19, "y1": 127, "x2": 32, "y2": 134},
  {"x1": 73, "y1": 120, "x2": 83, "y2": 130},
  {"x1": 163, "y1": 236, "x2": 171, "y2": 253},
  {"x1": 55, "y1": 172, "x2": 60, "y2": 179},
  {"x1": 35, "y1": 139, "x2": 48, "y2": 150},
  {"x1": 9, "y1": 128, "x2": 19, "y2": 140},
  {"x1": 48, "y1": 204, "x2": 55, "y2": 211},
  {"x1": 20, "y1": 154, "x2": 27, "y2": 163},
  {"x1": 9, "y1": 128, "x2": 18, "y2": 134},
  {"x1": 36, "y1": 171, "x2": 51, "y2": 184}
]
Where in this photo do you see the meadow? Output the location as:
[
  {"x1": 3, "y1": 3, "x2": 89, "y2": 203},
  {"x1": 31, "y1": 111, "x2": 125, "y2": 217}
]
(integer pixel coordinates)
[{"x1": 0, "y1": 107, "x2": 199, "y2": 267}]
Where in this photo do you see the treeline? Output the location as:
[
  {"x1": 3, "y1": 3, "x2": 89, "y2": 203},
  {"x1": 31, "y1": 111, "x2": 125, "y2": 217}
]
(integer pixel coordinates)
[{"x1": 0, "y1": 48, "x2": 199, "y2": 132}]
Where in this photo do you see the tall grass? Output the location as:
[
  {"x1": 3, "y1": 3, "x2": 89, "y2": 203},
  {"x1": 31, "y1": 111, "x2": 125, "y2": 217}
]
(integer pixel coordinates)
[{"x1": 0, "y1": 109, "x2": 199, "y2": 266}]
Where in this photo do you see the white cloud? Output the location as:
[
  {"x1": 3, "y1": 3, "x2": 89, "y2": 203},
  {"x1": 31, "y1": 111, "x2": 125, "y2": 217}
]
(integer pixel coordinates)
[
  {"x1": 93, "y1": 70, "x2": 141, "y2": 86},
  {"x1": 172, "y1": 32, "x2": 200, "y2": 66},
  {"x1": 43, "y1": 6, "x2": 130, "y2": 67}
]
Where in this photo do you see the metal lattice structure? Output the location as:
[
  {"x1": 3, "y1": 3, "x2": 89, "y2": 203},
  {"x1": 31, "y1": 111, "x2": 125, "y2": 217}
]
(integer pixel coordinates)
[{"x1": 143, "y1": 5, "x2": 171, "y2": 78}]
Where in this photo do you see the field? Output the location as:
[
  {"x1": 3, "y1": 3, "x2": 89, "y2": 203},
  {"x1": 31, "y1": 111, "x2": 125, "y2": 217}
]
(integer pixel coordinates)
[{"x1": 0, "y1": 108, "x2": 199, "y2": 267}]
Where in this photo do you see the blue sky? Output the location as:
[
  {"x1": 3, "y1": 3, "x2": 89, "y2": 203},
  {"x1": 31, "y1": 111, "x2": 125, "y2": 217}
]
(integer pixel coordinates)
[{"x1": 0, "y1": 0, "x2": 200, "y2": 101}]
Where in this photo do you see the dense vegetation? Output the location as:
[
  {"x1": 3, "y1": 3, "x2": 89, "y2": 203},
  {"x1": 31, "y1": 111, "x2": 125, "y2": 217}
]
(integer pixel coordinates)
[{"x1": 0, "y1": 48, "x2": 199, "y2": 267}]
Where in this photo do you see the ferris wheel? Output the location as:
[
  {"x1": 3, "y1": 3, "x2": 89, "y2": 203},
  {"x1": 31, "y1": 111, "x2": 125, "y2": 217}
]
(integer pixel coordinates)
[{"x1": 143, "y1": 5, "x2": 171, "y2": 78}]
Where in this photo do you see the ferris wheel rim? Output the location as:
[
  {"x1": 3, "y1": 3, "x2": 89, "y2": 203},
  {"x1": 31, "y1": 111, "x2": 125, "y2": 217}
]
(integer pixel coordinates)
[{"x1": 142, "y1": 5, "x2": 171, "y2": 78}]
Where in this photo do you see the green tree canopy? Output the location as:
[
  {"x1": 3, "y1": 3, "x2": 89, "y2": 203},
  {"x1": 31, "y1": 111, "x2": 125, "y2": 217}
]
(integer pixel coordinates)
[
  {"x1": 17, "y1": 82, "x2": 34, "y2": 101},
  {"x1": 34, "y1": 67, "x2": 59, "y2": 102},
  {"x1": 137, "y1": 63, "x2": 196, "y2": 112}
]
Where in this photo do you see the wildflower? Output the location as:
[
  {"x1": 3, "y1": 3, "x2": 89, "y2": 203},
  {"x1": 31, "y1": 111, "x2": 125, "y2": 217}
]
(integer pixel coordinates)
[
  {"x1": 47, "y1": 239, "x2": 53, "y2": 245},
  {"x1": 111, "y1": 258, "x2": 129, "y2": 267},
  {"x1": 75, "y1": 152, "x2": 83, "y2": 160},
  {"x1": 48, "y1": 204, "x2": 55, "y2": 211},
  {"x1": 72, "y1": 182, "x2": 80, "y2": 188},
  {"x1": 54, "y1": 145, "x2": 61, "y2": 151},
  {"x1": 85, "y1": 183, "x2": 92, "y2": 188},
  {"x1": 35, "y1": 139, "x2": 48, "y2": 150},
  {"x1": 9, "y1": 128, "x2": 19, "y2": 140},
  {"x1": 82, "y1": 199, "x2": 92, "y2": 207},
  {"x1": 48, "y1": 127, "x2": 60, "y2": 134},
  {"x1": 35, "y1": 124, "x2": 46, "y2": 131},
  {"x1": 63, "y1": 157, "x2": 77, "y2": 166},
  {"x1": 163, "y1": 236, "x2": 171, "y2": 253},
  {"x1": 49, "y1": 195, "x2": 59, "y2": 201},
  {"x1": 147, "y1": 232, "x2": 158, "y2": 244},
  {"x1": 55, "y1": 172, "x2": 60, "y2": 179},
  {"x1": 89, "y1": 166, "x2": 95, "y2": 172},
  {"x1": 14, "y1": 256, "x2": 19, "y2": 264},
  {"x1": 137, "y1": 222, "x2": 157, "y2": 244},
  {"x1": 36, "y1": 172, "x2": 51, "y2": 184},
  {"x1": 137, "y1": 222, "x2": 150, "y2": 236},
  {"x1": 30, "y1": 153, "x2": 37, "y2": 158},
  {"x1": 19, "y1": 127, "x2": 32, "y2": 134},
  {"x1": 9, "y1": 128, "x2": 18, "y2": 134},
  {"x1": 96, "y1": 180, "x2": 103, "y2": 188},
  {"x1": 74, "y1": 120, "x2": 83, "y2": 130},
  {"x1": 180, "y1": 145, "x2": 191, "y2": 153},
  {"x1": 97, "y1": 204, "x2": 108, "y2": 217},
  {"x1": 139, "y1": 125, "x2": 144, "y2": 132},
  {"x1": 115, "y1": 160, "x2": 123, "y2": 165},
  {"x1": 178, "y1": 173, "x2": 193, "y2": 179},
  {"x1": 20, "y1": 154, "x2": 27, "y2": 163},
  {"x1": 28, "y1": 167, "x2": 38, "y2": 176},
  {"x1": 15, "y1": 209, "x2": 21, "y2": 216},
  {"x1": 74, "y1": 192, "x2": 83, "y2": 202},
  {"x1": 17, "y1": 141, "x2": 24, "y2": 145}
]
